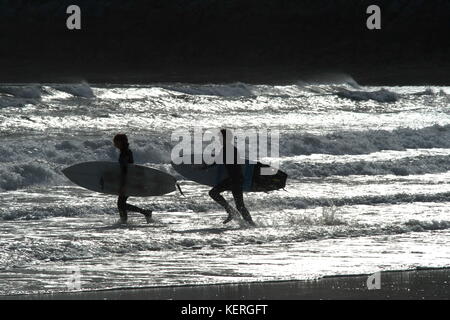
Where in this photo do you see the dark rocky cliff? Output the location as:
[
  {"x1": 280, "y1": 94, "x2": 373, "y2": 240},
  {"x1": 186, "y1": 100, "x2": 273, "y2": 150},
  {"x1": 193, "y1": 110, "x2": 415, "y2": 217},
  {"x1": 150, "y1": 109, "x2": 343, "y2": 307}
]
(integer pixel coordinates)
[{"x1": 0, "y1": 0, "x2": 448, "y2": 84}]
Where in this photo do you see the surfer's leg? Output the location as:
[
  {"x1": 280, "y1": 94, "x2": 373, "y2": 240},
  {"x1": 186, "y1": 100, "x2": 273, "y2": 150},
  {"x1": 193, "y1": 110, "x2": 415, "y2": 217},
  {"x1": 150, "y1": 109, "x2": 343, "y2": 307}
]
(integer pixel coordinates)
[
  {"x1": 209, "y1": 180, "x2": 231, "y2": 208},
  {"x1": 122, "y1": 199, "x2": 152, "y2": 223},
  {"x1": 231, "y1": 182, "x2": 255, "y2": 226},
  {"x1": 117, "y1": 196, "x2": 128, "y2": 223},
  {"x1": 209, "y1": 179, "x2": 235, "y2": 223},
  {"x1": 124, "y1": 203, "x2": 143, "y2": 213}
]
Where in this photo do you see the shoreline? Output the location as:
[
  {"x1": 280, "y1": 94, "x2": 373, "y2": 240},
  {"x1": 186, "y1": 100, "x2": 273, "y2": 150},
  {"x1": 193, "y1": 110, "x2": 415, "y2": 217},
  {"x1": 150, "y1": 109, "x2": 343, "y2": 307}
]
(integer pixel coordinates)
[{"x1": 2, "y1": 268, "x2": 449, "y2": 300}]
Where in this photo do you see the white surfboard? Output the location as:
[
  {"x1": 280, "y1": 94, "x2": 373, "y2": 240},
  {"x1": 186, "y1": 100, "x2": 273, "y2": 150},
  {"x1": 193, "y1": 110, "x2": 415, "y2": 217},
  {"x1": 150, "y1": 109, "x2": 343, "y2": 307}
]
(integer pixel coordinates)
[{"x1": 62, "y1": 161, "x2": 176, "y2": 197}]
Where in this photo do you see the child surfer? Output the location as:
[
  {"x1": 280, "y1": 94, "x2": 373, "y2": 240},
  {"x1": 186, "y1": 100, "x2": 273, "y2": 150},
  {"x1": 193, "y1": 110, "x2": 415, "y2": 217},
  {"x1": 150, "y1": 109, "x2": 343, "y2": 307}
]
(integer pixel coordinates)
[{"x1": 113, "y1": 133, "x2": 153, "y2": 224}]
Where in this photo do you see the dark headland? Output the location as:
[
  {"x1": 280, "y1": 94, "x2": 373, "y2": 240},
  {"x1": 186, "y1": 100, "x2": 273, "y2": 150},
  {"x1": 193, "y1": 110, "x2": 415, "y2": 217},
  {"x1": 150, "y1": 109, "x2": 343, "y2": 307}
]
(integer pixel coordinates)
[{"x1": 0, "y1": 0, "x2": 449, "y2": 85}]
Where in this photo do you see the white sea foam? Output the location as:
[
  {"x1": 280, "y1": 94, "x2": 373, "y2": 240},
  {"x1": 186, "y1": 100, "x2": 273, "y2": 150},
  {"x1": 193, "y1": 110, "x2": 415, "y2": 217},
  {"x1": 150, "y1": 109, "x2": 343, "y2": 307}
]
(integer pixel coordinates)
[
  {"x1": 1, "y1": 123, "x2": 450, "y2": 191},
  {"x1": 281, "y1": 124, "x2": 450, "y2": 156},
  {"x1": 281, "y1": 154, "x2": 450, "y2": 179},
  {"x1": 163, "y1": 82, "x2": 255, "y2": 97}
]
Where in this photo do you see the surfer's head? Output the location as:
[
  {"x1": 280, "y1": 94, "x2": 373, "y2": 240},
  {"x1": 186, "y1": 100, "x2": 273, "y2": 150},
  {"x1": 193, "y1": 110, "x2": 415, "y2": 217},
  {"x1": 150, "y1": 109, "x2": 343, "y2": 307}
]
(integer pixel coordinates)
[{"x1": 113, "y1": 133, "x2": 129, "y2": 150}]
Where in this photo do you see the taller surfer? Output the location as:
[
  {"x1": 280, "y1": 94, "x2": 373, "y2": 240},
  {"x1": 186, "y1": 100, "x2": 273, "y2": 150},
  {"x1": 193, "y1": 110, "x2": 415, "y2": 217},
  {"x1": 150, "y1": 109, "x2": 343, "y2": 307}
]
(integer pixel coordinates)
[
  {"x1": 208, "y1": 129, "x2": 255, "y2": 226},
  {"x1": 113, "y1": 133, "x2": 153, "y2": 224}
]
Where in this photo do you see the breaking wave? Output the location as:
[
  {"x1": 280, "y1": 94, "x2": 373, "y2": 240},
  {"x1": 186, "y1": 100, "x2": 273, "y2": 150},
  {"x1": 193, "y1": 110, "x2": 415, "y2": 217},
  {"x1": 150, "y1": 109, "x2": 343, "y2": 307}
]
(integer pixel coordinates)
[
  {"x1": 51, "y1": 83, "x2": 95, "y2": 98},
  {"x1": 0, "y1": 85, "x2": 43, "y2": 99},
  {"x1": 0, "y1": 83, "x2": 95, "y2": 107},
  {"x1": 282, "y1": 154, "x2": 450, "y2": 178},
  {"x1": 0, "y1": 162, "x2": 59, "y2": 191},
  {"x1": 335, "y1": 88, "x2": 400, "y2": 103},
  {"x1": 281, "y1": 124, "x2": 450, "y2": 156},
  {"x1": 1, "y1": 124, "x2": 450, "y2": 190},
  {"x1": 0, "y1": 136, "x2": 172, "y2": 191},
  {"x1": 163, "y1": 82, "x2": 255, "y2": 97}
]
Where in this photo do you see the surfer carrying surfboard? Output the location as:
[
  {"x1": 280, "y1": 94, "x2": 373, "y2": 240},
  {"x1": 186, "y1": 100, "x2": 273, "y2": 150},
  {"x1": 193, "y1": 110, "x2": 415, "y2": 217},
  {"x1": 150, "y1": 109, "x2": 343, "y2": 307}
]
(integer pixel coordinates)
[
  {"x1": 113, "y1": 134, "x2": 153, "y2": 224},
  {"x1": 207, "y1": 129, "x2": 255, "y2": 226}
]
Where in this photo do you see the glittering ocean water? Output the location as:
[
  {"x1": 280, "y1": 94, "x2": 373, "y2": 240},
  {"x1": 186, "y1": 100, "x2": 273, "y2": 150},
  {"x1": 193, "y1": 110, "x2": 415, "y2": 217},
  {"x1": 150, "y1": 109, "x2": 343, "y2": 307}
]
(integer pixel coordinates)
[{"x1": 0, "y1": 80, "x2": 449, "y2": 295}]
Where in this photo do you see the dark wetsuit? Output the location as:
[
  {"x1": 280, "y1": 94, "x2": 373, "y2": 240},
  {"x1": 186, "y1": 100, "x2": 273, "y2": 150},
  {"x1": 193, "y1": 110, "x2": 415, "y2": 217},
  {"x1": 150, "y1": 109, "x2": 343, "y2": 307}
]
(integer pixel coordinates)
[
  {"x1": 117, "y1": 147, "x2": 146, "y2": 219},
  {"x1": 208, "y1": 141, "x2": 254, "y2": 224}
]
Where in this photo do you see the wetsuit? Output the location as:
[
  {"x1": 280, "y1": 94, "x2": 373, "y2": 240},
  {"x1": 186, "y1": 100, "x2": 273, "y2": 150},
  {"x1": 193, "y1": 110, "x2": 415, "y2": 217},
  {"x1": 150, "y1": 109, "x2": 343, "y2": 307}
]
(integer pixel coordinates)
[
  {"x1": 117, "y1": 147, "x2": 147, "y2": 221},
  {"x1": 208, "y1": 140, "x2": 254, "y2": 224}
]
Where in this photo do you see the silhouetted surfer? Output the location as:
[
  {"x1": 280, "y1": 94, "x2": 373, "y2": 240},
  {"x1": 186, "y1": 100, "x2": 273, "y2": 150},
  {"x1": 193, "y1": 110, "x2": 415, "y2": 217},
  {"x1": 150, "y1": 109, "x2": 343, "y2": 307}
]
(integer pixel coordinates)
[
  {"x1": 113, "y1": 134, "x2": 152, "y2": 224},
  {"x1": 208, "y1": 129, "x2": 255, "y2": 226}
]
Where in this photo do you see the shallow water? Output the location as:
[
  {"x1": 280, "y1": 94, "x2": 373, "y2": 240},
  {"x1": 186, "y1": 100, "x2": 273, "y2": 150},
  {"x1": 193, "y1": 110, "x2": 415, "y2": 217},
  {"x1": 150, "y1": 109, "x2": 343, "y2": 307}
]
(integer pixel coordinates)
[{"x1": 0, "y1": 81, "x2": 449, "y2": 295}]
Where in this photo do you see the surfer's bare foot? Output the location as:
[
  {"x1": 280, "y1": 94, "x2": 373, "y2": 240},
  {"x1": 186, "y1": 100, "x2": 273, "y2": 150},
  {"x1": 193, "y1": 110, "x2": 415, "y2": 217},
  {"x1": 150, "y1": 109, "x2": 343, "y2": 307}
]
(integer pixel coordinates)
[
  {"x1": 238, "y1": 209, "x2": 256, "y2": 226},
  {"x1": 223, "y1": 206, "x2": 238, "y2": 224},
  {"x1": 223, "y1": 212, "x2": 234, "y2": 224},
  {"x1": 143, "y1": 210, "x2": 153, "y2": 224},
  {"x1": 119, "y1": 210, "x2": 128, "y2": 224},
  {"x1": 119, "y1": 217, "x2": 128, "y2": 224},
  {"x1": 245, "y1": 219, "x2": 256, "y2": 226}
]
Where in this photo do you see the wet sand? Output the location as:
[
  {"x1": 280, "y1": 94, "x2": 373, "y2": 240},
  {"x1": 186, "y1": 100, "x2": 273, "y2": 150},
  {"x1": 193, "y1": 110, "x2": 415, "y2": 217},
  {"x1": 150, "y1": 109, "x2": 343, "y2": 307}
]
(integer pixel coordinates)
[{"x1": 2, "y1": 268, "x2": 449, "y2": 300}]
